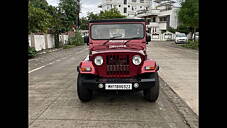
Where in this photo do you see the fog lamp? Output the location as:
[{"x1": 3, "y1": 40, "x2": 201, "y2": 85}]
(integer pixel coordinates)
[
  {"x1": 134, "y1": 83, "x2": 139, "y2": 88},
  {"x1": 98, "y1": 83, "x2": 104, "y2": 88}
]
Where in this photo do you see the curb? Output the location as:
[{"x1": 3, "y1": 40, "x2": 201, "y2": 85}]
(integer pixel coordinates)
[
  {"x1": 159, "y1": 76, "x2": 198, "y2": 128},
  {"x1": 36, "y1": 48, "x2": 63, "y2": 55}
]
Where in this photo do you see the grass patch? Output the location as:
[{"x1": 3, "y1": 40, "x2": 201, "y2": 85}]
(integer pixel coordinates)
[
  {"x1": 63, "y1": 44, "x2": 76, "y2": 49},
  {"x1": 63, "y1": 43, "x2": 84, "y2": 49},
  {"x1": 180, "y1": 40, "x2": 199, "y2": 50}
]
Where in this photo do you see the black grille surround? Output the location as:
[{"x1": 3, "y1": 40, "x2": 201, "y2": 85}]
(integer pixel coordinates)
[{"x1": 106, "y1": 54, "x2": 130, "y2": 75}]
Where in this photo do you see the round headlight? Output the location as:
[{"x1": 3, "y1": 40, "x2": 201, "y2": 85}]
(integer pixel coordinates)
[
  {"x1": 94, "y1": 56, "x2": 103, "y2": 66},
  {"x1": 132, "y1": 55, "x2": 142, "y2": 65}
]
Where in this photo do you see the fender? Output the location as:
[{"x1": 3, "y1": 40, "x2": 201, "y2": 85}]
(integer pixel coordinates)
[
  {"x1": 77, "y1": 55, "x2": 96, "y2": 74},
  {"x1": 140, "y1": 59, "x2": 159, "y2": 74}
]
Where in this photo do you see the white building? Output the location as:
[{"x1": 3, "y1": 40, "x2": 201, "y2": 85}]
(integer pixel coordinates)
[
  {"x1": 98, "y1": 0, "x2": 152, "y2": 17},
  {"x1": 99, "y1": 0, "x2": 181, "y2": 40}
]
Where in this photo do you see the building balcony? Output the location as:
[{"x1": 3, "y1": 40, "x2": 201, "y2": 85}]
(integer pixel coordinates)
[
  {"x1": 159, "y1": 10, "x2": 172, "y2": 16},
  {"x1": 136, "y1": 9, "x2": 160, "y2": 17},
  {"x1": 128, "y1": 11, "x2": 136, "y2": 15},
  {"x1": 146, "y1": 21, "x2": 167, "y2": 30},
  {"x1": 147, "y1": 22, "x2": 159, "y2": 28}
]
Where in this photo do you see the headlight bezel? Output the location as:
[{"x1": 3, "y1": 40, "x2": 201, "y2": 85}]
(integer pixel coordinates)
[
  {"x1": 132, "y1": 55, "x2": 142, "y2": 65},
  {"x1": 94, "y1": 56, "x2": 103, "y2": 66}
]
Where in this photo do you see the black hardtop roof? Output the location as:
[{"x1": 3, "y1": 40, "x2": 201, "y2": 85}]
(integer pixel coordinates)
[{"x1": 89, "y1": 18, "x2": 145, "y2": 23}]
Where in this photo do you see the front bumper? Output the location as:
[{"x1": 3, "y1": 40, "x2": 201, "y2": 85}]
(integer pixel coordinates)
[{"x1": 80, "y1": 74, "x2": 156, "y2": 91}]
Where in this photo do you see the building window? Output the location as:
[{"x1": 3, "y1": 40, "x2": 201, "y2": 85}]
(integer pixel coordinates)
[
  {"x1": 124, "y1": 8, "x2": 127, "y2": 13},
  {"x1": 153, "y1": 17, "x2": 156, "y2": 22},
  {"x1": 147, "y1": 19, "x2": 151, "y2": 23},
  {"x1": 159, "y1": 17, "x2": 167, "y2": 22},
  {"x1": 128, "y1": 5, "x2": 130, "y2": 8},
  {"x1": 124, "y1": 0, "x2": 127, "y2": 4},
  {"x1": 132, "y1": 6, "x2": 134, "y2": 10},
  {"x1": 132, "y1": 0, "x2": 136, "y2": 2},
  {"x1": 140, "y1": 0, "x2": 144, "y2": 3},
  {"x1": 140, "y1": 6, "x2": 142, "y2": 8},
  {"x1": 119, "y1": 5, "x2": 121, "y2": 7}
]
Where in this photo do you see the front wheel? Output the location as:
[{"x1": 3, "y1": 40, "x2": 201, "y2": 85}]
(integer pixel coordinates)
[
  {"x1": 77, "y1": 74, "x2": 92, "y2": 102},
  {"x1": 143, "y1": 72, "x2": 160, "y2": 102}
]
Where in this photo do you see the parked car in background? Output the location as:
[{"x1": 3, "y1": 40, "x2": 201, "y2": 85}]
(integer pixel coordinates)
[{"x1": 175, "y1": 33, "x2": 188, "y2": 44}]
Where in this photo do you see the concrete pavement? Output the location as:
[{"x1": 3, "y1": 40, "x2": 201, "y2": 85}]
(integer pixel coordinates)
[
  {"x1": 147, "y1": 41, "x2": 198, "y2": 115},
  {"x1": 29, "y1": 44, "x2": 198, "y2": 128}
]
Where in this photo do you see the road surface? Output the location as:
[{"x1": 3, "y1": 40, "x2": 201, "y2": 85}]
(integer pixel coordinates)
[
  {"x1": 147, "y1": 41, "x2": 198, "y2": 115},
  {"x1": 29, "y1": 43, "x2": 198, "y2": 128}
]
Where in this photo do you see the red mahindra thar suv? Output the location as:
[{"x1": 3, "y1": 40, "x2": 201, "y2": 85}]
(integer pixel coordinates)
[{"x1": 77, "y1": 18, "x2": 160, "y2": 102}]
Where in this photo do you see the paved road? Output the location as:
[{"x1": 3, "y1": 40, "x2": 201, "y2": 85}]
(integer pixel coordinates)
[
  {"x1": 147, "y1": 41, "x2": 198, "y2": 115},
  {"x1": 29, "y1": 44, "x2": 198, "y2": 128}
]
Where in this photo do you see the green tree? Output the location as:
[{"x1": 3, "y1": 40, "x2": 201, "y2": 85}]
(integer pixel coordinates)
[
  {"x1": 82, "y1": 9, "x2": 125, "y2": 29},
  {"x1": 178, "y1": 0, "x2": 199, "y2": 37},
  {"x1": 47, "y1": 7, "x2": 64, "y2": 47},
  {"x1": 87, "y1": 12, "x2": 99, "y2": 21},
  {"x1": 98, "y1": 8, "x2": 126, "y2": 19},
  {"x1": 177, "y1": 24, "x2": 191, "y2": 34},
  {"x1": 29, "y1": 0, "x2": 49, "y2": 10},
  {"x1": 79, "y1": 17, "x2": 89, "y2": 30},
  {"x1": 28, "y1": 3, "x2": 53, "y2": 33},
  {"x1": 58, "y1": 0, "x2": 80, "y2": 32},
  {"x1": 87, "y1": 8, "x2": 125, "y2": 21}
]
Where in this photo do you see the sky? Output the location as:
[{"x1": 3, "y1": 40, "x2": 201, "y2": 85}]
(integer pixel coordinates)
[{"x1": 46, "y1": 0, "x2": 102, "y2": 18}]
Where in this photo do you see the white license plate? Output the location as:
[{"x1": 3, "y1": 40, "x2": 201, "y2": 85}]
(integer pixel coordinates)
[{"x1": 105, "y1": 83, "x2": 132, "y2": 90}]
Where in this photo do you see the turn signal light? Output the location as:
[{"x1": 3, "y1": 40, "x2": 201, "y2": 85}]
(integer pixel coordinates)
[
  {"x1": 144, "y1": 65, "x2": 155, "y2": 70},
  {"x1": 80, "y1": 67, "x2": 92, "y2": 72}
]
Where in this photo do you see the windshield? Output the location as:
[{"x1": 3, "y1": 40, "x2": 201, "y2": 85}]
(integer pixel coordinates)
[
  {"x1": 176, "y1": 33, "x2": 186, "y2": 37},
  {"x1": 91, "y1": 23, "x2": 144, "y2": 40}
]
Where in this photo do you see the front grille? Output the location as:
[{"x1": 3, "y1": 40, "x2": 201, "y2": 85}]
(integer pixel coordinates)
[{"x1": 106, "y1": 55, "x2": 130, "y2": 75}]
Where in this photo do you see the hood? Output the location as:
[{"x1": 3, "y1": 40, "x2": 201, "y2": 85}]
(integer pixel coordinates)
[{"x1": 91, "y1": 49, "x2": 146, "y2": 56}]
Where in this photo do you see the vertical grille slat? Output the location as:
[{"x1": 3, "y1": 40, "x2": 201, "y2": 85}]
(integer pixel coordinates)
[{"x1": 106, "y1": 54, "x2": 130, "y2": 76}]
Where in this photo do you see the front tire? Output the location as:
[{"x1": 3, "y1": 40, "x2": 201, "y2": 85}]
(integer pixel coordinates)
[
  {"x1": 143, "y1": 72, "x2": 160, "y2": 102},
  {"x1": 77, "y1": 74, "x2": 92, "y2": 102}
]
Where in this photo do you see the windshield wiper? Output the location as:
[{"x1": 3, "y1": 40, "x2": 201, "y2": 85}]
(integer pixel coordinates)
[
  {"x1": 123, "y1": 37, "x2": 142, "y2": 45},
  {"x1": 102, "y1": 35, "x2": 122, "y2": 46}
]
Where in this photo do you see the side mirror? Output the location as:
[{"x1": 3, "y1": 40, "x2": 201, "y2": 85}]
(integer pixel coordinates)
[
  {"x1": 84, "y1": 36, "x2": 89, "y2": 45},
  {"x1": 146, "y1": 34, "x2": 151, "y2": 44}
]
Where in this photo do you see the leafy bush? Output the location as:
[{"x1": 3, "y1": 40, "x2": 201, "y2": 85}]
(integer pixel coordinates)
[
  {"x1": 181, "y1": 40, "x2": 199, "y2": 50},
  {"x1": 28, "y1": 46, "x2": 37, "y2": 58},
  {"x1": 167, "y1": 27, "x2": 177, "y2": 33},
  {"x1": 68, "y1": 30, "x2": 84, "y2": 46}
]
